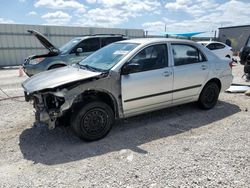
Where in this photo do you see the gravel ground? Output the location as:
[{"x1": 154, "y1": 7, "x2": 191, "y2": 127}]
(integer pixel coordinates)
[{"x1": 0, "y1": 63, "x2": 249, "y2": 187}]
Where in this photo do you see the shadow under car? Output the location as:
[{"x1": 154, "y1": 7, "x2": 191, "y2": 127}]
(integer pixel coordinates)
[{"x1": 19, "y1": 101, "x2": 240, "y2": 165}]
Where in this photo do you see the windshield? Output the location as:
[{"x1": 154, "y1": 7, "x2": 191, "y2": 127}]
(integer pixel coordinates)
[
  {"x1": 79, "y1": 43, "x2": 138, "y2": 71},
  {"x1": 59, "y1": 38, "x2": 82, "y2": 53}
]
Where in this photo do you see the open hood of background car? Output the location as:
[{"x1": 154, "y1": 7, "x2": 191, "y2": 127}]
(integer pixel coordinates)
[
  {"x1": 27, "y1": 29, "x2": 59, "y2": 54},
  {"x1": 22, "y1": 66, "x2": 102, "y2": 93}
]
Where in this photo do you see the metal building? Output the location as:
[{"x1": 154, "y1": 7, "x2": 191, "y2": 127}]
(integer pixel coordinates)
[
  {"x1": 218, "y1": 25, "x2": 250, "y2": 51},
  {"x1": 0, "y1": 23, "x2": 144, "y2": 67}
]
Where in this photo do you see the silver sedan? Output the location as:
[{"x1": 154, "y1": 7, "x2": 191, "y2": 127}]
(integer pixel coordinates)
[{"x1": 23, "y1": 38, "x2": 233, "y2": 141}]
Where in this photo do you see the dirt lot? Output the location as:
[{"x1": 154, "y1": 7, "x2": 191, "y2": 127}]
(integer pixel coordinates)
[{"x1": 0, "y1": 63, "x2": 249, "y2": 187}]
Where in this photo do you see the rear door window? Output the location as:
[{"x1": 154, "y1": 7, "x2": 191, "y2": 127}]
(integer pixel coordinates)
[{"x1": 171, "y1": 44, "x2": 206, "y2": 66}]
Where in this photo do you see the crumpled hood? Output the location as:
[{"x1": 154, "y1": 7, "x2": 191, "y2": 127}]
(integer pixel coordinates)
[{"x1": 22, "y1": 66, "x2": 102, "y2": 93}]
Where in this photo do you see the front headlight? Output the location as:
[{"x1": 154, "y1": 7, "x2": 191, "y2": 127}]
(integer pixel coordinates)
[{"x1": 29, "y1": 57, "x2": 45, "y2": 65}]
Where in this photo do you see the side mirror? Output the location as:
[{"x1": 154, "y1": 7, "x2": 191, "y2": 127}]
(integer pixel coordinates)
[
  {"x1": 121, "y1": 63, "x2": 140, "y2": 75},
  {"x1": 76, "y1": 48, "x2": 83, "y2": 55}
]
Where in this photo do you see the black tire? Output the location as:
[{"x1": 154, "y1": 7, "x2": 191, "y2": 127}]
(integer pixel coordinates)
[
  {"x1": 48, "y1": 64, "x2": 65, "y2": 70},
  {"x1": 244, "y1": 64, "x2": 250, "y2": 74},
  {"x1": 198, "y1": 82, "x2": 220, "y2": 110},
  {"x1": 71, "y1": 101, "x2": 114, "y2": 141}
]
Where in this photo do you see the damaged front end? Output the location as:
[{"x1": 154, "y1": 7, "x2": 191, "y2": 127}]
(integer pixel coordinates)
[
  {"x1": 25, "y1": 89, "x2": 72, "y2": 129},
  {"x1": 22, "y1": 65, "x2": 112, "y2": 130}
]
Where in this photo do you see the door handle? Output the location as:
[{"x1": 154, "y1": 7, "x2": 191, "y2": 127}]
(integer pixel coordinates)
[
  {"x1": 162, "y1": 71, "x2": 172, "y2": 77},
  {"x1": 201, "y1": 65, "x2": 207, "y2": 70}
]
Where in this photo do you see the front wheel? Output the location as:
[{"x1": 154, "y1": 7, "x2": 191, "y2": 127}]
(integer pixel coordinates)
[
  {"x1": 71, "y1": 101, "x2": 114, "y2": 141},
  {"x1": 198, "y1": 82, "x2": 220, "y2": 110}
]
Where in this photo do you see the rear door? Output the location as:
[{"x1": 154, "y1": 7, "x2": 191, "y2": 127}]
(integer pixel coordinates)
[
  {"x1": 121, "y1": 43, "x2": 173, "y2": 116},
  {"x1": 171, "y1": 43, "x2": 209, "y2": 102}
]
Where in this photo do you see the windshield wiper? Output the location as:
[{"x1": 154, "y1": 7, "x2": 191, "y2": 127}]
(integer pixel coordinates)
[{"x1": 79, "y1": 64, "x2": 103, "y2": 72}]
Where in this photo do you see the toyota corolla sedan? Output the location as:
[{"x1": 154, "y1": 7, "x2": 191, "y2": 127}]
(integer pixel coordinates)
[{"x1": 22, "y1": 38, "x2": 233, "y2": 141}]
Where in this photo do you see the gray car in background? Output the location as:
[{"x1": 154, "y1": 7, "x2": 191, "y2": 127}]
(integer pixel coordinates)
[{"x1": 23, "y1": 30, "x2": 127, "y2": 76}]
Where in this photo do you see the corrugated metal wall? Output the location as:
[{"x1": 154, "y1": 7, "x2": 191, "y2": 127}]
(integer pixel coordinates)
[
  {"x1": 0, "y1": 23, "x2": 144, "y2": 67},
  {"x1": 218, "y1": 25, "x2": 250, "y2": 51}
]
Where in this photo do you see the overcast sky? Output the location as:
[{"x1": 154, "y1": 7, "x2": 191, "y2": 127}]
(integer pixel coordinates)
[{"x1": 0, "y1": 0, "x2": 250, "y2": 37}]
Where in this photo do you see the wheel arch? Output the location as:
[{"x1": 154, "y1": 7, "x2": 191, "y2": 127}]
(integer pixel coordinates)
[
  {"x1": 202, "y1": 78, "x2": 222, "y2": 93},
  {"x1": 72, "y1": 89, "x2": 119, "y2": 119}
]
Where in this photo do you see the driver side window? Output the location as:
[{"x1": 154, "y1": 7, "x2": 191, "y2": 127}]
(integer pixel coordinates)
[{"x1": 128, "y1": 44, "x2": 168, "y2": 73}]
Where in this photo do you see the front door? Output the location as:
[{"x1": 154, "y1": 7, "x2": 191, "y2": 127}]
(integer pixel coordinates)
[{"x1": 121, "y1": 44, "x2": 173, "y2": 116}]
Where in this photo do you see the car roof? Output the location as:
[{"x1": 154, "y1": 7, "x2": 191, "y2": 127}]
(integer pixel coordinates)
[
  {"x1": 75, "y1": 35, "x2": 126, "y2": 40},
  {"x1": 117, "y1": 38, "x2": 194, "y2": 45}
]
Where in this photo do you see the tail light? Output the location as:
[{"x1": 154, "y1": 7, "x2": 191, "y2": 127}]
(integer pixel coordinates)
[{"x1": 229, "y1": 61, "x2": 235, "y2": 69}]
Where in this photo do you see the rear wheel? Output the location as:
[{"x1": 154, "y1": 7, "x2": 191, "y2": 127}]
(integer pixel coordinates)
[
  {"x1": 198, "y1": 82, "x2": 220, "y2": 110},
  {"x1": 71, "y1": 101, "x2": 114, "y2": 141}
]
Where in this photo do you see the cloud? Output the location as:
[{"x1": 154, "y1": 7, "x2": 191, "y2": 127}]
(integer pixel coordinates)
[
  {"x1": 27, "y1": 11, "x2": 38, "y2": 16},
  {"x1": 141, "y1": 0, "x2": 250, "y2": 36},
  {"x1": 34, "y1": 0, "x2": 86, "y2": 10},
  {"x1": 165, "y1": 0, "x2": 191, "y2": 10},
  {"x1": 165, "y1": 0, "x2": 219, "y2": 17},
  {"x1": 19, "y1": 0, "x2": 26, "y2": 2},
  {"x1": 74, "y1": 8, "x2": 127, "y2": 27},
  {"x1": 95, "y1": 0, "x2": 161, "y2": 13},
  {"x1": 41, "y1": 11, "x2": 72, "y2": 25},
  {"x1": 0, "y1": 18, "x2": 14, "y2": 24},
  {"x1": 74, "y1": 0, "x2": 161, "y2": 27},
  {"x1": 142, "y1": 21, "x2": 166, "y2": 33},
  {"x1": 86, "y1": 0, "x2": 96, "y2": 3}
]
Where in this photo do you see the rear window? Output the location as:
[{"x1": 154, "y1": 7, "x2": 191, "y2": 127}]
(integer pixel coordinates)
[
  {"x1": 214, "y1": 43, "x2": 225, "y2": 49},
  {"x1": 206, "y1": 43, "x2": 225, "y2": 50}
]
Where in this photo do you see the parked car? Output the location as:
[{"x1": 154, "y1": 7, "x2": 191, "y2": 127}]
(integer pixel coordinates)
[
  {"x1": 22, "y1": 38, "x2": 233, "y2": 141},
  {"x1": 22, "y1": 30, "x2": 127, "y2": 76},
  {"x1": 239, "y1": 35, "x2": 250, "y2": 79},
  {"x1": 197, "y1": 41, "x2": 233, "y2": 59}
]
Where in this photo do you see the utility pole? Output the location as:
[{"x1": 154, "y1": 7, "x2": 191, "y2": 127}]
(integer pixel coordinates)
[{"x1": 164, "y1": 24, "x2": 168, "y2": 38}]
